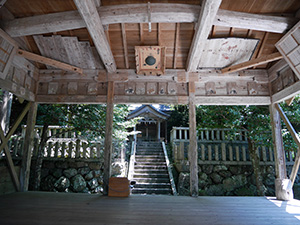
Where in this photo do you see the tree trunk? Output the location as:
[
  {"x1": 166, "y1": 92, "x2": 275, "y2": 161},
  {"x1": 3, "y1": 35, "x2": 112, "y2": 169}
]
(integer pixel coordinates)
[
  {"x1": 32, "y1": 124, "x2": 49, "y2": 191},
  {"x1": 248, "y1": 138, "x2": 265, "y2": 196},
  {"x1": 0, "y1": 91, "x2": 13, "y2": 135}
]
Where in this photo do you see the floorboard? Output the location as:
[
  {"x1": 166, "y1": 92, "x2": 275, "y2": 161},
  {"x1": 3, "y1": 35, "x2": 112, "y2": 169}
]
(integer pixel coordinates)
[{"x1": 0, "y1": 192, "x2": 299, "y2": 225}]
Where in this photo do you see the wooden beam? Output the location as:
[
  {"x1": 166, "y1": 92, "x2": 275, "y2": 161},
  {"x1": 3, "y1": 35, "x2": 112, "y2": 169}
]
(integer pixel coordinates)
[
  {"x1": 186, "y1": 0, "x2": 222, "y2": 72},
  {"x1": 221, "y1": 52, "x2": 283, "y2": 74},
  {"x1": 2, "y1": 4, "x2": 298, "y2": 37},
  {"x1": 275, "y1": 104, "x2": 300, "y2": 187},
  {"x1": 0, "y1": 126, "x2": 20, "y2": 191},
  {"x1": 17, "y1": 49, "x2": 83, "y2": 74},
  {"x1": 285, "y1": 97, "x2": 295, "y2": 106},
  {"x1": 173, "y1": 23, "x2": 180, "y2": 69},
  {"x1": 188, "y1": 81, "x2": 198, "y2": 196},
  {"x1": 0, "y1": 0, "x2": 7, "y2": 8},
  {"x1": 103, "y1": 81, "x2": 114, "y2": 195},
  {"x1": 121, "y1": 23, "x2": 129, "y2": 69},
  {"x1": 269, "y1": 104, "x2": 292, "y2": 200},
  {"x1": 0, "y1": 103, "x2": 31, "y2": 153},
  {"x1": 74, "y1": 0, "x2": 116, "y2": 74},
  {"x1": 272, "y1": 80, "x2": 300, "y2": 103},
  {"x1": 20, "y1": 102, "x2": 38, "y2": 191}
]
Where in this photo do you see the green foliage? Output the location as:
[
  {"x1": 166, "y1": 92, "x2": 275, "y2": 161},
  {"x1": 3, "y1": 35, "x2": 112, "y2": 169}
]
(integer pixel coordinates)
[{"x1": 36, "y1": 104, "x2": 137, "y2": 143}]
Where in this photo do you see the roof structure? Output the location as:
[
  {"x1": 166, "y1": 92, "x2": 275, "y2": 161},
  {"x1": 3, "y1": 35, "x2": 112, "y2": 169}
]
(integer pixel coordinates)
[
  {"x1": 0, "y1": 0, "x2": 299, "y2": 106},
  {"x1": 127, "y1": 105, "x2": 169, "y2": 121}
]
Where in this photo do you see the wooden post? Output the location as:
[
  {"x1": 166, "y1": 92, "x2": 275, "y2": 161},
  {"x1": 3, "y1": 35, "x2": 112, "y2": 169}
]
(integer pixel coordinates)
[
  {"x1": 157, "y1": 121, "x2": 161, "y2": 141},
  {"x1": 269, "y1": 104, "x2": 292, "y2": 200},
  {"x1": 20, "y1": 102, "x2": 38, "y2": 192},
  {"x1": 188, "y1": 81, "x2": 198, "y2": 197},
  {"x1": 103, "y1": 81, "x2": 114, "y2": 195}
]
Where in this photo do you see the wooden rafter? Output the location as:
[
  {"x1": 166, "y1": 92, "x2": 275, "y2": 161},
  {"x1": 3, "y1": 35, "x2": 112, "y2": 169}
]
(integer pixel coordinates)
[
  {"x1": 139, "y1": 23, "x2": 144, "y2": 44},
  {"x1": 186, "y1": 0, "x2": 222, "y2": 72},
  {"x1": 275, "y1": 104, "x2": 300, "y2": 186},
  {"x1": 74, "y1": 0, "x2": 116, "y2": 74},
  {"x1": 121, "y1": 23, "x2": 129, "y2": 69},
  {"x1": 17, "y1": 49, "x2": 83, "y2": 74},
  {"x1": 2, "y1": 4, "x2": 298, "y2": 37},
  {"x1": 221, "y1": 52, "x2": 283, "y2": 74}
]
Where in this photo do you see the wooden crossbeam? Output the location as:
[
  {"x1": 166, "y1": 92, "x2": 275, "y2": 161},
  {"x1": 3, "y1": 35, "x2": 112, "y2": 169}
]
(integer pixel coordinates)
[
  {"x1": 221, "y1": 52, "x2": 283, "y2": 74},
  {"x1": 186, "y1": 0, "x2": 222, "y2": 72},
  {"x1": 17, "y1": 49, "x2": 83, "y2": 74},
  {"x1": 0, "y1": 126, "x2": 20, "y2": 191},
  {"x1": 275, "y1": 104, "x2": 300, "y2": 186},
  {"x1": 121, "y1": 23, "x2": 129, "y2": 69},
  {"x1": 74, "y1": 0, "x2": 116, "y2": 74},
  {"x1": 0, "y1": 102, "x2": 31, "y2": 192},
  {"x1": 0, "y1": 102, "x2": 31, "y2": 153},
  {"x1": 2, "y1": 5, "x2": 298, "y2": 37}
]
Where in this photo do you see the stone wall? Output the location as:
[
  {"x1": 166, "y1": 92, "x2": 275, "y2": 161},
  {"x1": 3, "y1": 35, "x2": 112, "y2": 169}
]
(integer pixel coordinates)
[
  {"x1": 176, "y1": 163, "x2": 300, "y2": 199},
  {"x1": 35, "y1": 159, "x2": 126, "y2": 194}
]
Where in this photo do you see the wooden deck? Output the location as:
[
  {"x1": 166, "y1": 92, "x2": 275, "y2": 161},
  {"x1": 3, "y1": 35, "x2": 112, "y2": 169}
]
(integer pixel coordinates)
[{"x1": 0, "y1": 192, "x2": 300, "y2": 225}]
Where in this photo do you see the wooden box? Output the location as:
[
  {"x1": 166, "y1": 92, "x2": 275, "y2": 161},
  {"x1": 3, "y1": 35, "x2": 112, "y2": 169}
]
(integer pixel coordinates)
[{"x1": 108, "y1": 177, "x2": 130, "y2": 197}]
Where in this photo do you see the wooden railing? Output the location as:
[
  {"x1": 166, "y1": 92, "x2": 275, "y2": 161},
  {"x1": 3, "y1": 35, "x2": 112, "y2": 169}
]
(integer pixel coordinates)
[
  {"x1": 170, "y1": 127, "x2": 297, "y2": 165},
  {"x1": 1, "y1": 125, "x2": 104, "y2": 160}
]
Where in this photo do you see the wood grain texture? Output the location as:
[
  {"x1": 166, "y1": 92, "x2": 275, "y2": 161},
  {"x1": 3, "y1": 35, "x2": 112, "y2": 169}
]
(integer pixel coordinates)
[
  {"x1": 186, "y1": 0, "x2": 222, "y2": 72},
  {"x1": 74, "y1": 0, "x2": 116, "y2": 73},
  {"x1": 0, "y1": 192, "x2": 300, "y2": 225}
]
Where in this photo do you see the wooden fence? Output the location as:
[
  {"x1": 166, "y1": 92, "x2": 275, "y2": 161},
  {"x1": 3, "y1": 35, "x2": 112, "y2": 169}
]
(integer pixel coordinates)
[{"x1": 171, "y1": 127, "x2": 297, "y2": 165}]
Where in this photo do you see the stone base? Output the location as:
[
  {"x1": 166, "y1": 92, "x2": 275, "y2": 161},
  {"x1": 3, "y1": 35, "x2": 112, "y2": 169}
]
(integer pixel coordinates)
[{"x1": 275, "y1": 178, "x2": 293, "y2": 201}]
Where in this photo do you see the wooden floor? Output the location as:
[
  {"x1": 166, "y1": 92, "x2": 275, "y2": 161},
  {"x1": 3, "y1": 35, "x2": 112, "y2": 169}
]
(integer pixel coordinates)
[{"x1": 0, "y1": 192, "x2": 300, "y2": 225}]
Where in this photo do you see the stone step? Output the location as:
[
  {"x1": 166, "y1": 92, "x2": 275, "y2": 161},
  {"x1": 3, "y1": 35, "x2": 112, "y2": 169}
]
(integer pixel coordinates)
[
  {"x1": 134, "y1": 183, "x2": 171, "y2": 189},
  {"x1": 136, "y1": 150, "x2": 163, "y2": 153},
  {"x1": 135, "y1": 161, "x2": 167, "y2": 166},
  {"x1": 134, "y1": 169, "x2": 168, "y2": 174},
  {"x1": 135, "y1": 155, "x2": 165, "y2": 159},
  {"x1": 132, "y1": 178, "x2": 170, "y2": 183},
  {"x1": 134, "y1": 165, "x2": 167, "y2": 170},
  {"x1": 131, "y1": 188, "x2": 172, "y2": 195},
  {"x1": 133, "y1": 173, "x2": 169, "y2": 178}
]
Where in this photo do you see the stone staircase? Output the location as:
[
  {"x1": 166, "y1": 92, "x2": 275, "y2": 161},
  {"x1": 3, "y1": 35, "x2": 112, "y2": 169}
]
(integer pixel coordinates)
[{"x1": 131, "y1": 142, "x2": 173, "y2": 195}]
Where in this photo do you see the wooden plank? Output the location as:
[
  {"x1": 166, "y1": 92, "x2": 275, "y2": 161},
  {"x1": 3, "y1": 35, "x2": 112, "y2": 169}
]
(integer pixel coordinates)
[
  {"x1": 188, "y1": 81, "x2": 198, "y2": 197},
  {"x1": 186, "y1": 0, "x2": 222, "y2": 72},
  {"x1": 74, "y1": 0, "x2": 116, "y2": 74},
  {"x1": 121, "y1": 23, "x2": 129, "y2": 69},
  {"x1": 103, "y1": 81, "x2": 114, "y2": 195},
  {"x1": 17, "y1": 49, "x2": 83, "y2": 74},
  {"x1": 221, "y1": 52, "x2": 283, "y2": 74},
  {"x1": 3, "y1": 4, "x2": 297, "y2": 37}
]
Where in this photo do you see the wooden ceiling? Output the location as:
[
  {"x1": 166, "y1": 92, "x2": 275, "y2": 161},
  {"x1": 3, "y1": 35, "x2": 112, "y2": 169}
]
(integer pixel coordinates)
[{"x1": 1, "y1": 0, "x2": 300, "y2": 71}]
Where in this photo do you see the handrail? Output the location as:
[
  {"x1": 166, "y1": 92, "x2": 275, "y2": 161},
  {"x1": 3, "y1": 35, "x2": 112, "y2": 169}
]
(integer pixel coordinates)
[
  {"x1": 127, "y1": 140, "x2": 136, "y2": 181},
  {"x1": 162, "y1": 141, "x2": 177, "y2": 196}
]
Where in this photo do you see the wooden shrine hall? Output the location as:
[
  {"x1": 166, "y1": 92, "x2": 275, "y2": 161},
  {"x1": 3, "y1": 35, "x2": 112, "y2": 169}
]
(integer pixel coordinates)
[
  {"x1": 1, "y1": 0, "x2": 300, "y2": 224},
  {"x1": 127, "y1": 105, "x2": 169, "y2": 141}
]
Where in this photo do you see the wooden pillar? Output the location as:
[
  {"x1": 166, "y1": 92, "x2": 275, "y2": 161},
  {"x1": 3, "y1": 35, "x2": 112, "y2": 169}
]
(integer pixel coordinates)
[
  {"x1": 165, "y1": 121, "x2": 168, "y2": 142},
  {"x1": 20, "y1": 102, "x2": 38, "y2": 191},
  {"x1": 188, "y1": 81, "x2": 198, "y2": 197},
  {"x1": 269, "y1": 104, "x2": 293, "y2": 200},
  {"x1": 146, "y1": 124, "x2": 148, "y2": 139},
  {"x1": 157, "y1": 120, "x2": 161, "y2": 141},
  {"x1": 103, "y1": 81, "x2": 114, "y2": 195}
]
